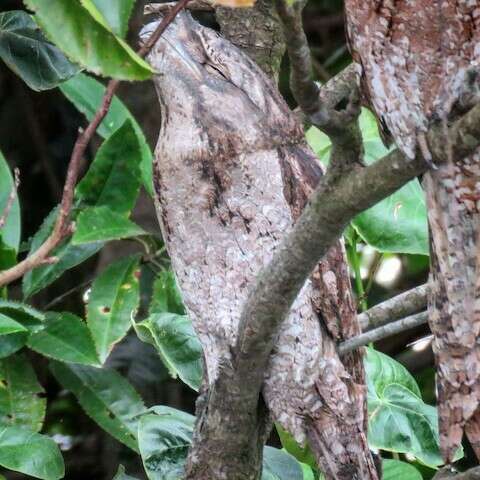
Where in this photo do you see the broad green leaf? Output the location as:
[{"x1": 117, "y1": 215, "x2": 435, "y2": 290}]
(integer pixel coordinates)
[
  {"x1": 150, "y1": 270, "x2": 186, "y2": 316},
  {"x1": 0, "y1": 300, "x2": 45, "y2": 332},
  {"x1": 0, "y1": 313, "x2": 27, "y2": 336},
  {"x1": 76, "y1": 121, "x2": 143, "y2": 215},
  {"x1": 0, "y1": 237, "x2": 16, "y2": 271},
  {"x1": 0, "y1": 333, "x2": 29, "y2": 359},
  {"x1": 113, "y1": 465, "x2": 140, "y2": 480},
  {"x1": 382, "y1": 459, "x2": 422, "y2": 480},
  {"x1": 0, "y1": 354, "x2": 45, "y2": 432},
  {"x1": 365, "y1": 348, "x2": 461, "y2": 467},
  {"x1": 0, "y1": 150, "x2": 20, "y2": 251},
  {"x1": 138, "y1": 406, "x2": 195, "y2": 480},
  {"x1": 22, "y1": 207, "x2": 102, "y2": 298},
  {"x1": 306, "y1": 109, "x2": 429, "y2": 255},
  {"x1": 262, "y1": 447, "x2": 304, "y2": 480},
  {"x1": 28, "y1": 312, "x2": 100, "y2": 365},
  {"x1": 59, "y1": 73, "x2": 153, "y2": 194},
  {"x1": 85, "y1": 0, "x2": 135, "y2": 38},
  {"x1": 50, "y1": 362, "x2": 146, "y2": 451},
  {"x1": 0, "y1": 11, "x2": 79, "y2": 91},
  {"x1": 136, "y1": 313, "x2": 203, "y2": 391},
  {"x1": 73, "y1": 206, "x2": 145, "y2": 245},
  {"x1": 0, "y1": 426, "x2": 64, "y2": 480},
  {"x1": 300, "y1": 463, "x2": 315, "y2": 480},
  {"x1": 276, "y1": 424, "x2": 316, "y2": 470},
  {"x1": 23, "y1": 0, "x2": 152, "y2": 80},
  {"x1": 87, "y1": 255, "x2": 141, "y2": 363}
]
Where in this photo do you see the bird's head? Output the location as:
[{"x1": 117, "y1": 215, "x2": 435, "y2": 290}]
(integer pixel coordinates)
[{"x1": 140, "y1": 12, "x2": 301, "y2": 150}]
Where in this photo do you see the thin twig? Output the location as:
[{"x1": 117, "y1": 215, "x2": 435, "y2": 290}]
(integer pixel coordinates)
[
  {"x1": 0, "y1": 168, "x2": 20, "y2": 230},
  {"x1": 357, "y1": 283, "x2": 429, "y2": 331},
  {"x1": 0, "y1": 0, "x2": 191, "y2": 288},
  {"x1": 145, "y1": 1, "x2": 213, "y2": 14},
  {"x1": 338, "y1": 311, "x2": 428, "y2": 355}
]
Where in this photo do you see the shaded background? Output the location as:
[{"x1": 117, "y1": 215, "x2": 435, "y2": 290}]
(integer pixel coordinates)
[{"x1": 0, "y1": 1, "x2": 433, "y2": 478}]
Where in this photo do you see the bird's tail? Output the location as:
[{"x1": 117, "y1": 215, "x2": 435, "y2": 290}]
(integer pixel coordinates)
[{"x1": 424, "y1": 154, "x2": 480, "y2": 462}]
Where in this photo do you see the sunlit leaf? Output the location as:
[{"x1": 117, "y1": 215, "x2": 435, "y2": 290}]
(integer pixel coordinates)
[{"x1": 84, "y1": 0, "x2": 135, "y2": 38}]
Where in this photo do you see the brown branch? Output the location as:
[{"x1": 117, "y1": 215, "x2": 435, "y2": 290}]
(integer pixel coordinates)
[
  {"x1": 145, "y1": 1, "x2": 213, "y2": 13},
  {"x1": 0, "y1": 0, "x2": 191, "y2": 288},
  {"x1": 338, "y1": 311, "x2": 428, "y2": 355},
  {"x1": 433, "y1": 466, "x2": 480, "y2": 480},
  {"x1": 358, "y1": 283, "x2": 429, "y2": 331},
  {"x1": 0, "y1": 168, "x2": 20, "y2": 230},
  {"x1": 232, "y1": 98, "x2": 480, "y2": 399}
]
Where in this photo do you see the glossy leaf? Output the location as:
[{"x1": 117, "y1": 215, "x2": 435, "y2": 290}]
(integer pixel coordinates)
[
  {"x1": 85, "y1": 0, "x2": 135, "y2": 38},
  {"x1": 76, "y1": 120, "x2": 142, "y2": 215},
  {"x1": 87, "y1": 255, "x2": 141, "y2": 363},
  {"x1": 382, "y1": 459, "x2": 422, "y2": 480},
  {"x1": 0, "y1": 300, "x2": 45, "y2": 332},
  {"x1": 50, "y1": 362, "x2": 146, "y2": 451},
  {"x1": 150, "y1": 270, "x2": 186, "y2": 316},
  {"x1": 0, "y1": 10, "x2": 79, "y2": 91},
  {"x1": 138, "y1": 406, "x2": 195, "y2": 480},
  {"x1": 365, "y1": 348, "x2": 461, "y2": 466},
  {"x1": 23, "y1": 0, "x2": 152, "y2": 80},
  {"x1": 0, "y1": 334, "x2": 28, "y2": 358},
  {"x1": 136, "y1": 313, "x2": 203, "y2": 391},
  {"x1": 0, "y1": 354, "x2": 45, "y2": 432},
  {"x1": 306, "y1": 109, "x2": 429, "y2": 255},
  {"x1": 22, "y1": 207, "x2": 102, "y2": 298},
  {"x1": 276, "y1": 424, "x2": 316, "y2": 470},
  {"x1": 28, "y1": 312, "x2": 100, "y2": 365},
  {"x1": 300, "y1": 463, "x2": 315, "y2": 480},
  {"x1": 59, "y1": 73, "x2": 153, "y2": 194},
  {"x1": 262, "y1": 447, "x2": 304, "y2": 480},
  {"x1": 0, "y1": 150, "x2": 20, "y2": 252},
  {"x1": 0, "y1": 426, "x2": 64, "y2": 480},
  {"x1": 0, "y1": 313, "x2": 27, "y2": 336},
  {"x1": 73, "y1": 206, "x2": 145, "y2": 245}
]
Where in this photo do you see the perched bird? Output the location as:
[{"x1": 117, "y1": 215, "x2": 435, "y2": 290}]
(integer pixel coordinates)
[
  {"x1": 344, "y1": 0, "x2": 480, "y2": 463},
  {"x1": 142, "y1": 12, "x2": 378, "y2": 479}
]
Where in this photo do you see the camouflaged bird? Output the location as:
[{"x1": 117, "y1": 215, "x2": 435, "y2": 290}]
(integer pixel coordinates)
[
  {"x1": 344, "y1": 0, "x2": 480, "y2": 463},
  {"x1": 141, "y1": 11, "x2": 378, "y2": 480}
]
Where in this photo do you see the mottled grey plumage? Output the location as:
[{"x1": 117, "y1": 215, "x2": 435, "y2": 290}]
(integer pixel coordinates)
[
  {"x1": 142, "y1": 12, "x2": 377, "y2": 479},
  {"x1": 345, "y1": 0, "x2": 480, "y2": 462}
]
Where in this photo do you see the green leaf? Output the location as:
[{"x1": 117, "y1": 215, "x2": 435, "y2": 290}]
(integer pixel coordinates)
[
  {"x1": 0, "y1": 300, "x2": 45, "y2": 332},
  {"x1": 113, "y1": 465, "x2": 140, "y2": 480},
  {"x1": 73, "y1": 206, "x2": 145, "y2": 245},
  {"x1": 0, "y1": 150, "x2": 20, "y2": 252},
  {"x1": 150, "y1": 271, "x2": 186, "y2": 316},
  {"x1": 276, "y1": 424, "x2": 316, "y2": 470},
  {"x1": 22, "y1": 207, "x2": 102, "y2": 298},
  {"x1": 23, "y1": 0, "x2": 152, "y2": 80},
  {"x1": 262, "y1": 447, "x2": 304, "y2": 480},
  {"x1": 85, "y1": 0, "x2": 135, "y2": 38},
  {"x1": 59, "y1": 73, "x2": 153, "y2": 195},
  {"x1": 0, "y1": 313, "x2": 27, "y2": 336},
  {"x1": 0, "y1": 333, "x2": 29, "y2": 359},
  {"x1": 0, "y1": 11, "x2": 79, "y2": 91},
  {"x1": 0, "y1": 237, "x2": 16, "y2": 271},
  {"x1": 0, "y1": 426, "x2": 64, "y2": 480},
  {"x1": 28, "y1": 312, "x2": 100, "y2": 365},
  {"x1": 306, "y1": 109, "x2": 429, "y2": 255},
  {"x1": 136, "y1": 313, "x2": 203, "y2": 391},
  {"x1": 382, "y1": 459, "x2": 422, "y2": 480},
  {"x1": 87, "y1": 255, "x2": 141, "y2": 363},
  {"x1": 138, "y1": 406, "x2": 195, "y2": 480},
  {"x1": 0, "y1": 354, "x2": 45, "y2": 432},
  {"x1": 365, "y1": 348, "x2": 461, "y2": 467},
  {"x1": 76, "y1": 120, "x2": 143, "y2": 214},
  {"x1": 299, "y1": 463, "x2": 315, "y2": 480},
  {"x1": 50, "y1": 362, "x2": 146, "y2": 451}
]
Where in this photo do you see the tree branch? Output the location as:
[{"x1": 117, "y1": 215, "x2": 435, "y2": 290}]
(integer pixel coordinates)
[
  {"x1": 338, "y1": 311, "x2": 428, "y2": 354},
  {"x1": 433, "y1": 466, "x2": 480, "y2": 480},
  {"x1": 358, "y1": 283, "x2": 429, "y2": 331},
  {"x1": 0, "y1": 168, "x2": 20, "y2": 230},
  {"x1": 0, "y1": 0, "x2": 191, "y2": 288},
  {"x1": 233, "y1": 99, "x2": 480, "y2": 398}
]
